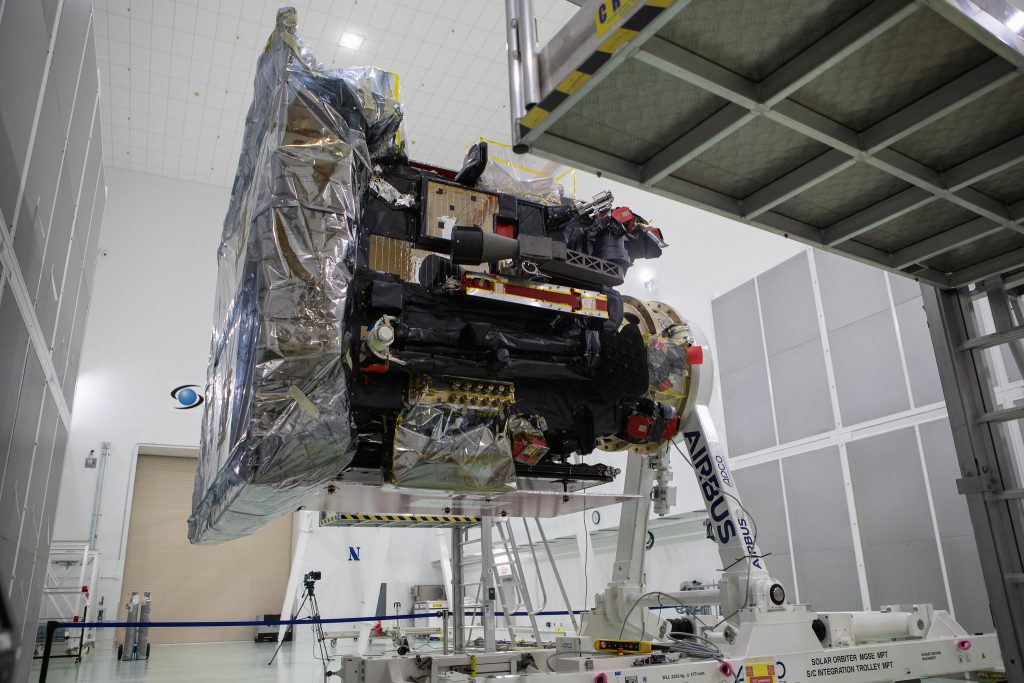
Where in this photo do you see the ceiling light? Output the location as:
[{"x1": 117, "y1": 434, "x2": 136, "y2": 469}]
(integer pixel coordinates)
[
  {"x1": 1007, "y1": 10, "x2": 1024, "y2": 33},
  {"x1": 339, "y1": 32, "x2": 364, "y2": 49}
]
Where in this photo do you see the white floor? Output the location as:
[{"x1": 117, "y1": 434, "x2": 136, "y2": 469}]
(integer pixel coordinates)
[{"x1": 29, "y1": 634, "x2": 440, "y2": 683}]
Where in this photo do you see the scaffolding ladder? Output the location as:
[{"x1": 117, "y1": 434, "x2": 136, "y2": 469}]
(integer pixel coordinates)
[
  {"x1": 440, "y1": 516, "x2": 577, "y2": 652},
  {"x1": 924, "y1": 275, "x2": 1024, "y2": 682}
]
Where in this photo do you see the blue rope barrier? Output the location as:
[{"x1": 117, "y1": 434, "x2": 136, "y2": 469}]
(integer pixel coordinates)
[{"x1": 49, "y1": 609, "x2": 588, "y2": 630}]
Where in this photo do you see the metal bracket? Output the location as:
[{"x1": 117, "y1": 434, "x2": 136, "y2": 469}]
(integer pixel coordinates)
[{"x1": 956, "y1": 475, "x2": 995, "y2": 495}]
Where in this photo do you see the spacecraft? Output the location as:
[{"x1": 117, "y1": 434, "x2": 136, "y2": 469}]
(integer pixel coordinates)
[{"x1": 188, "y1": 8, "x2": 697, "y2": 543}]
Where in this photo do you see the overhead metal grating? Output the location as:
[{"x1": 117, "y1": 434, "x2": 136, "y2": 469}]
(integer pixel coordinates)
[
  {"x1": 319, "y1": 512, "x2": 481, "y2": 529},
  {"x1": 508, "y1": 0, "x2": 1024, "y2": 289}
]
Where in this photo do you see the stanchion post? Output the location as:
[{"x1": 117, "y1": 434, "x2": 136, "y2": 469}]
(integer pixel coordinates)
[
  {"x1": 441, "y1": 610, "x2": 449, "y2": 655},
  {"x1": 38, "y1": 620, "x2": 57, "y2": 683}
]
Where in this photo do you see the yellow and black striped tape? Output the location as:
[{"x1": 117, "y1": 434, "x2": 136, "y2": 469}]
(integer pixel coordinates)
[
  {"x1": 322, "y1": 513, "x2": 481, "y2": 525},
  {"x1": 518, "y1": 0, "x2": 676, "y2": 138}
]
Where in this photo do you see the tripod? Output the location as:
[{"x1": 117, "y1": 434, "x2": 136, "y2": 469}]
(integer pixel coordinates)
[{"x1": 268, "y1": 576, "x2": 336, "y2": 679}]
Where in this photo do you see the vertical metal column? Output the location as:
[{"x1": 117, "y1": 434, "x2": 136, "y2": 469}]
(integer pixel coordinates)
[
  {"x1": 504, "y1": 0, "x2": 525, "y2": 136},
  {"x1": 450, "y1": 528, "x2": 465, "y2": 652},
  {"x1": 479, "y1": 516, "x2": 497, "y2": 652},
  {"x1": 611, "y1": 454, "x2": 655, "y2": 585},
  {"x1": 922, "y1": 282, "x2": 1024, "y2": 680}
]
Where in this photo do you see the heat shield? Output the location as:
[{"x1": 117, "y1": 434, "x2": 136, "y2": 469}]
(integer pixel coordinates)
[{"x1": 188, "y1": 8, "x2": 403, "y2": 543}]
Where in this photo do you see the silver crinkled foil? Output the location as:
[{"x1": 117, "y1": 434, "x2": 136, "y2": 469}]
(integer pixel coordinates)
[{"x1": 188, "y1": 8, "x2": 403, "y2": 543}]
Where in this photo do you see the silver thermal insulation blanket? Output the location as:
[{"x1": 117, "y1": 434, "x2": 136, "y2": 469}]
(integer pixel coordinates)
[{"x1": 188, "y1": 8, "x2": 403, "y2": 543}]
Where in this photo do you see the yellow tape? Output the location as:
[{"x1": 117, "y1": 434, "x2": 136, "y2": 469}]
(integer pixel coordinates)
[
  {"x1": 556, "y1": 71, "x2": 591, "y2": 95},
  {"x1": 520, "y1": 106, "x2": 550, "y2": 130},
  {"x1": 598, "y1": 27, "x2": 639, "y2": 54}
]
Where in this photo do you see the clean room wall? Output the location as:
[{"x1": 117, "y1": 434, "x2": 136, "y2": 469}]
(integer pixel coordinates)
[
  {"x1": 715, "y1": 250, "x2": 994, "y2": 632},
  {"x1": 0, "y1": 1, "x2": 105, "y2": 677},
  {"x1": 51, "y1": 168, "x2": 227, "y2": 639}
]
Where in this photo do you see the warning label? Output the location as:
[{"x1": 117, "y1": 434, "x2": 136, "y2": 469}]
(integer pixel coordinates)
[{"x1": 745, "y1": 659, "x2": 777, "y2": 683}]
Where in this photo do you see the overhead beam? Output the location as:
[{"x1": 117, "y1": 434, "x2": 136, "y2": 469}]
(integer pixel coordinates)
[
  {"x1": 532, "y1": 134, "x2": 959, "y2": 290},
  {"x1": 758, "y1": 0, "x2": 918, "y2": 106},
  {"x1": 637, "y1": 40, "x2": 1023, "y2": 238},
  {"x1": 891, "y1": 217, "x2": 1004, "y2": 269},
  {"x1": 746, "y1": 57, "x2": 1016, "y2": 219},
  {"x1": 951, "y1": 246, "x2": 1024, "y2": 288},
  {"x1": 636, "y1": 37, "x2": 759, "y2": 104},
  {"x1": 640, "y1": 105, "x2": 754, "y2": 184},
  {"x1": 755, "y1": 209, "x2": 950, "y2": 287},
  {"x1": 824, "y1": 188, "x2": 934, "y2": 246},
  {"x1": 942, "y1": 133, "x2": 1024, "y2": 190},
  {"x1": 640, "y1": 0, "x2": 915, "y2": 185},
  {"x1": 860, "y1": 57, "x2": 1017, "y2": 152},
  {"x1": 742, "y1": 150, "x2": 856, "y2": 218}
]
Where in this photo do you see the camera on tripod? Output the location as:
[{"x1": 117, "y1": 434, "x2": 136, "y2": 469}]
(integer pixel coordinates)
[
  {"x1": 303, "y1": 570, "x2": 321, "y2": 593},
  {"x1": 270, "y1": 568, "x2": 336, "y2": 677}
]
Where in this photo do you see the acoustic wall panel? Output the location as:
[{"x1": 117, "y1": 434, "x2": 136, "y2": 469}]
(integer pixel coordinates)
[
  {"x1": 919, "y1": 418, "x2": 993, "y2": 632},
  {"x1": 41, "y1": 423, "x2": 69, "y2": 549},
  {"x1": 758, "y1": 253, "x2": 820, "y2": 356},
  {"x1": 846, "y1": 428, "x2": 946, "y2": 610},
  {"x1": 23, "y1": 396, "x2": 60, "y2": 563},
  {"x1": 64, "y1": 275, "x2": 91, "y2": 407},
  {"x1": 829, "y1": 309, "x2": 910, "y2": 424},
  {"x1": 0, "y1": 117, "x2": 18, "y2": 223},
  {"x1": 888, "y1": 272, "x2": 922, "y2": 305},
  {"x1": 0, "y1": 289, "x2": 30, "y2": 476},
  {"x1": 781, "y1": 447, "x2": 862, "y2": 611},
  {"x1": 711, "y1": 280, "x2": 763, "y2": 375},
  {"x1": 713, "y1": 249, "x2": 989, "y2": 631},
  {"x1": 0, "y1": 355, "x2": 47, "y2": 548},
  {"x1": 733, "y1": 462, "x2": 795, "y2": 596},
  {"x1": 768, "y1": 338, "x2": 835, "y2": 442},
  {"x1": 0, "y1": 2, "x2": 104, "y2": 679},
  {"x1": 0, "y1": 0, "x2": 50, "y2": 180},
  {"x1": 713, "y1": 279, "x2": 777, "y2": 454},
  {"x1": 35, "y1": 170, "x2": 76, "y2": 339},
  {"x1": 816, "y1": 250, "x2": 890, "y2": 333},
  {"x1": 895, "y1": 297, "x2": 945, "y2": 406},
  {"x1": 51, "y1": 0, "x2": 92, "y2": 132},
  {"x1": 61, "y1": 49, "x2": 99, "y2": 209},
  {"x1": 721, "y1": 362, "x2": 776, "y2": 454}
]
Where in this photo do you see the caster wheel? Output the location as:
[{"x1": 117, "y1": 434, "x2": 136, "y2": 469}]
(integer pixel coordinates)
[
  {"x1": 117, "y1": 643, "x2": 123, "y2": 660},
  {"x1": 331, "y1": 639, "x2": 337, "y2": 647},
  {"x1": 146, "y1": 643, "x2": 151, "y2": 659}
]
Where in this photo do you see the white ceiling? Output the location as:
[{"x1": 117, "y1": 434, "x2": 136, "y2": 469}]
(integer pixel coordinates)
[{"x1": 93, "y1": 0, "x2": 578, "y2": 188}]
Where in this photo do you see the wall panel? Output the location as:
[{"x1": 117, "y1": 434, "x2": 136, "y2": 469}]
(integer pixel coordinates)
[
  {"x1": 896, "y1": 296, "x2": 945, "y2": 406},
  {"x1": 715, "y1": 248, "x2": 989, "y2": 629},
  {"x1": 846, "y1": 428, "x2": 946, "y2": 610},
  {"x1": 758, "y1": 253, "x2": 819, "y2": 356},
  {"x1": 0, "y1": 3, "x2": 104, "y2": 679},
  {"x1": 781, "y1": 447, "x2": 862, "y2": 611},
  {"x1": 733, "y1": 462, "x2": 795, "y2": 596},
  {"x1": 919, "y1": 418, "x2": 992, "y2": 632},
  {"x1": 829, "y1": 309, "x2": 910, "y2": 424},
  {"x1": 768, "y1": 338, "x2": 834, "y2": 442}
]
